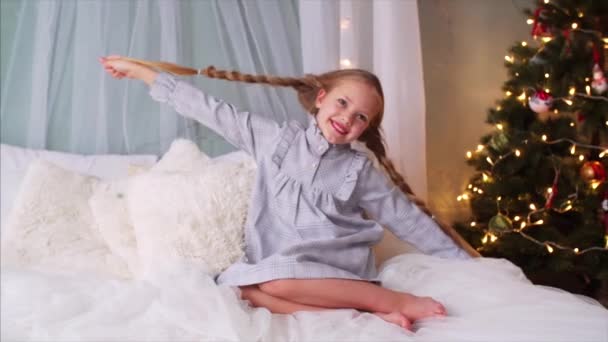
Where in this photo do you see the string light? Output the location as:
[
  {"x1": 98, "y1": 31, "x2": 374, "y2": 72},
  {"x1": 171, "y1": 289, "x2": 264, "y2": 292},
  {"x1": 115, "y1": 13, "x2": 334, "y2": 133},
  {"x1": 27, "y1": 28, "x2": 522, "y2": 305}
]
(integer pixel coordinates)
[
  {"x1": 340, "y1": 18, "x2": 351, "y2": 30},
  {"x1": 546, "y1": 245, "x2": 554, "y2": 253},
  {"x1": 521, "y1": 41, "x2": 527, "y2": 46},
  {"x1": 477, "y1": 145, "x2": 485, "y2": 152},
  {"x1": 497, "y1": 123, "x2": 504, "y2": 130},
  {"x1": 570, "y1": 145, "x2": 576, "y2": 154},
  {"x1": 505, "y1": 91, "x2": 512, "y2": 97},
  {"x1": 569, "y1": 87, "x2": 576, "y2": 95},
  {"x1": 586, "y1": 85, "x2": 591, "y2": 95},
  {"x1": 542, "y1": 135, "x2": 548, "y2": 141},
  {"x1": 505, "y1": 55, "x2": 514, "y2": 63},
  {"x1": 526, "y1": 19, "x2": 534, "y2": 25},
  {"x1": 517, "y1": 92, "x2": 527, "y2": 101},
  {"x1": 544, "y1": 88, "x2": 551, "y2": 93},
  {"x1": 470, "y1": 221, "x2": 477, "y2": 227},
  {"x1": 515, "y1": 149, "x2": 521, "y2": 157},
  {"x1": 570, "y1": 122, "x2": 575, "y2": 127},
  {"x1": 466, "y1": 151, "x2": 473, "y2": 159},
  {"x1": 563, "y1": 99, "x2": 573, "y2": 106},
  {"x1": 541, "y1": 37, "x2": 552, "y2": 43},
  {"x1": 599, "y1": 150, "x2": 607, "y2": 158},
  {"x1": 486, "y1": 157, "x2": 494, "y2": 165},
  {"x1": 571, "y1": 23, "x2": 578, "y2": 29},
  {"x1": 578, "y1": 155, "x2": 585, "y2": 161},
  {"x1": 340, "y1": 59, "x2": 352, "y2": 68},
  {"x1": 529, "y1": 203, "x2": 537, "y2": 210},
  {"x1": 514, "y1": 216, "x2": 521, "y2": 221},
  {"x1": 544, "y1": 73, "x2": 550, "y2": 78},
  {"x1": 543, "y1": 0, "x2": 549, "y2": 3}
]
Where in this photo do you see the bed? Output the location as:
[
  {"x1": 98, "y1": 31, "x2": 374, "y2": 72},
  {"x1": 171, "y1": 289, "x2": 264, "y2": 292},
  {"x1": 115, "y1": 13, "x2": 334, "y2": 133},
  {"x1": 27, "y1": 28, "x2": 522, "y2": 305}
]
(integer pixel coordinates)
[{"x1": 1, "y1": 141, "x2": 607, "y2": 342}]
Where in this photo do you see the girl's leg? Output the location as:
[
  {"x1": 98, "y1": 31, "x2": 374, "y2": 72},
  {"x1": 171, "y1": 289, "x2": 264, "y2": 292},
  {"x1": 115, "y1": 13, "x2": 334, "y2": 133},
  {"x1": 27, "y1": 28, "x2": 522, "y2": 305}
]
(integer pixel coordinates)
[
  {"x1": 240, "y1": 285, "x2": 412, "y2": 329},
  {"x1": 257, "y1": 279, "x2": 445, "y2": 321}
]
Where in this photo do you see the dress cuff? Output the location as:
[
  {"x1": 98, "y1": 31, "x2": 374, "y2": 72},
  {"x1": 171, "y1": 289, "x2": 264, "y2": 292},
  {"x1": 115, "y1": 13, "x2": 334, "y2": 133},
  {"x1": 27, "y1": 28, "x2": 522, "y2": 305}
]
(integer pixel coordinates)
[{"x1": 148, "y1": 72, "x2": 178, "y2": 104}]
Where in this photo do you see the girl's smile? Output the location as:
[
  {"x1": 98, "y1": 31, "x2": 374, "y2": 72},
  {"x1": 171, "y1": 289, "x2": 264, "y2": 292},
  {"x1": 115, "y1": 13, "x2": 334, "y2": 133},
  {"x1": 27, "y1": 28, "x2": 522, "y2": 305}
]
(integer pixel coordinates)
[{"x1": 314, "y1": 80, "x2": 380, "y2": 145}]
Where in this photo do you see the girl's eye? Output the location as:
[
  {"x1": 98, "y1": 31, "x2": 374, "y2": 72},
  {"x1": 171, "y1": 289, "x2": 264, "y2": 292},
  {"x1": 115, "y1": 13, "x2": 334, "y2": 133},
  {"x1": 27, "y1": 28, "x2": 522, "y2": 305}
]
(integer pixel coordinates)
[
  {"x1": 357, "y1": 113, "x2": 368, "y2": 122},
  {"x1": 337, "y1": 98, "x2": 347, "y2": 106}
]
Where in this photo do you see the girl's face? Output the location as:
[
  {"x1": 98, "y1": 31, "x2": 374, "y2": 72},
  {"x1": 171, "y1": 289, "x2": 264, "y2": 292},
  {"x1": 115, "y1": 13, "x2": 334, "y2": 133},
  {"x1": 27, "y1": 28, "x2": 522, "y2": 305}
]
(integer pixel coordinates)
[{"x1": 314, "y1": 80, "x2": 380, "y2": 145}]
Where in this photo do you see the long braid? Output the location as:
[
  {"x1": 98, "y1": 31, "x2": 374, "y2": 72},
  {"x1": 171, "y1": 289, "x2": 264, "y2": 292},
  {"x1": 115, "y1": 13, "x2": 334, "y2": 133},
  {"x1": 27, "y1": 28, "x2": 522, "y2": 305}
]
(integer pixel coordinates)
[
  {"x1": 360, "y1": 127, "x2": 481, "y2": 257},
  {"x1": 122, "y1": 57, "x2": 322, "y2": 113}
]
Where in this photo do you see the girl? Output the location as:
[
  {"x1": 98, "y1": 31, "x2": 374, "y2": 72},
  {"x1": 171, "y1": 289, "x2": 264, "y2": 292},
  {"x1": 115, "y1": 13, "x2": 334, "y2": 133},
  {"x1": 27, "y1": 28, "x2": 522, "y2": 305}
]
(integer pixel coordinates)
[{"x1": 99, "y1": 55, "x2": 480, "y2": 330}]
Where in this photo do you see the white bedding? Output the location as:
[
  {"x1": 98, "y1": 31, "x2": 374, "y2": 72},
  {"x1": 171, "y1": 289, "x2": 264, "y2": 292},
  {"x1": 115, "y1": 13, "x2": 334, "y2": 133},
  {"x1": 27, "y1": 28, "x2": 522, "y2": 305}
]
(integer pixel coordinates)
[
  {"x1": 1, "y1": 143, "x2": 607, "y2": 341},
  {"x1": 2, "y1": 254, "x2": 607, "y2": 341}
]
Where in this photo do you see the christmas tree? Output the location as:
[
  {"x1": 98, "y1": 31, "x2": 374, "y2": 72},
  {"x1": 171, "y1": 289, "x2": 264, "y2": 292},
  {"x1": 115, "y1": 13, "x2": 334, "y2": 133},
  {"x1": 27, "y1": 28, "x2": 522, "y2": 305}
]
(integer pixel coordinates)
[{"x1": 455, "y1": 0, "x2": 608, "y2": 296}]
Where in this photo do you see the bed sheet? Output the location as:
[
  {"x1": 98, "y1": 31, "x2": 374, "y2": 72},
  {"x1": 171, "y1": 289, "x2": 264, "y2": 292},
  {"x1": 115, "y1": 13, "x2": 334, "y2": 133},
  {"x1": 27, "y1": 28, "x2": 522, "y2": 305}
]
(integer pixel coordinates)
[{"x1": 2, "y1": 254, "x2": 607, "y2": 342}]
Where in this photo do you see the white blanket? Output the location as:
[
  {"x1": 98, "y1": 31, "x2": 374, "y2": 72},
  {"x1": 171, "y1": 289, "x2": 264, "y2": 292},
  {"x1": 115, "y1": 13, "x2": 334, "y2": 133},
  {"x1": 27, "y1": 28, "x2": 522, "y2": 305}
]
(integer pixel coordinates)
[{"x1": 2, "y1": 254, "x2": 607, "y2": 342}]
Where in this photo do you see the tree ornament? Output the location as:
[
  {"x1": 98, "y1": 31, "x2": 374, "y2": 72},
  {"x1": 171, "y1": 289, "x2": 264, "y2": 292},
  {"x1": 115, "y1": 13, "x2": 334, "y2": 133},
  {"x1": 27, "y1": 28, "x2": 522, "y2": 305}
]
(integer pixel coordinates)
[
  {"x1": 579, "y1": 161, "x2": 606, "y2": 184},
  {"x1": 530, "y1": 7, "x2": 551, "y2": 39},
  {"x1": 488, "y1": 213, "x2": 513, "y2": 235},
  {"x1": 528, "y1": 90, "x2": 554, "y2": 121},
  {"x1": 591, "y1": 63, "x2": 607, "y2": 94},
  {"x1": 489, "y1": 131, "x2": 510, "y2": 152}
]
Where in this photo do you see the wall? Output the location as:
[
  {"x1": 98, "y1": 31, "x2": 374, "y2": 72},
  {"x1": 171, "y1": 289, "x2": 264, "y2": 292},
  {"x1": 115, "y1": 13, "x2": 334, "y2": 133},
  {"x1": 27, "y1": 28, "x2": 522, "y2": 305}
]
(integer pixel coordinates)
[{"x1": 419, "y1": 0, "x2": 534, "y2": 222}]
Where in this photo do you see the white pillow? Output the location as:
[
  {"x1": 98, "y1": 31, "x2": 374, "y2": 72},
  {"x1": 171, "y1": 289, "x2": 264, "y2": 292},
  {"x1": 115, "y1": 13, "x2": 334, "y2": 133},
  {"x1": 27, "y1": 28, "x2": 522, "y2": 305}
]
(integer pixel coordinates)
[
  {"x1": 1, "y1": 160, "x2": 130, "y2": 278},
  {"x1": 0, "y1": 143, "x2": 157, "y2": 232},
  {"x1": 128, "y1": 144, "x2": 256, "y2": 277},
  {"x1": 88, "y1": 179, "x2": 140, "y2": 275},
  {"x1": 87, "y1": 139, "x2": 210, "y2": 276}
]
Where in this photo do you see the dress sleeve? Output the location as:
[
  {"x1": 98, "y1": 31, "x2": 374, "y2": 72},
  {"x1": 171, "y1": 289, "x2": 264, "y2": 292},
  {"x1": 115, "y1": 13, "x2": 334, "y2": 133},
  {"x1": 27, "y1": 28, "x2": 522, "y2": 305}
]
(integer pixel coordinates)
[
  {"x1": 356, "y1": 160, "x2": 471, "y2": 259},
  {"x1": 148, "y1": 72, "x2": 281, "y2": 160}
]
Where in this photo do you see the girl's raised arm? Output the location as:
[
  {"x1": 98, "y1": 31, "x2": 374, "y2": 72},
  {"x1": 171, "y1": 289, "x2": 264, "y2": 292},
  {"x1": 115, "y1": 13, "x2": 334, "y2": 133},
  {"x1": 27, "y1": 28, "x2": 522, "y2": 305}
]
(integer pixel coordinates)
[{"x1": 100, "y1": 56, "x2": 281, "y2": 160}]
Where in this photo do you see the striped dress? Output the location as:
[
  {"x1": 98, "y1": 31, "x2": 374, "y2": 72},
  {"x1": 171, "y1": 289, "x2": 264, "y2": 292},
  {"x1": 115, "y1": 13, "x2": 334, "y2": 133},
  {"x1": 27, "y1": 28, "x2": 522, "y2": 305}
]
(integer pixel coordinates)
[{"x1": 149, "y1": 72, "x2": 470, "y2": 286}]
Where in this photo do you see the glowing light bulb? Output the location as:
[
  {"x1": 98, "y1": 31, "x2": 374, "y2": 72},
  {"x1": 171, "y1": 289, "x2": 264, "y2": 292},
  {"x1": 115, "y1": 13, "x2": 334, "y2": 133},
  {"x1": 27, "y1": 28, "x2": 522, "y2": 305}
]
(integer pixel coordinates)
[
  {"x1": 542, "y1": 135, "x2": 547, "y2": 141},
  {"x1": 340, "y1": 18, "x2": 351, "y2": 30},
  {"x1": 546, "y1": 245, "x2": 554, "y2": 253},
  {"x1": 515, "y1": 149, "x2": 521, "y2": 157},
  {"x1": 574, "y1": 248, "x2": 579, "y2": 253},
  {"x1": 457, "y1": 195, "x2": 463, "y2": 201},
  {"x1": 521, "y1": 41, "x2": 527, "y2": 46},
  {"x1": 547, "y1": 187, "x2": 553, "y2": 194},
  {"x1": 544, "y1": 88, "x2": 550, "y2": 93},
  {"x1": 530, "y1": 203, "x2": 537, "y2": 210},
  {"x1": 563, "y1": 99, "x2": 572, "y2": 106},
  {"x1": 517, "y1": 92, "x2": 526, "y2": 101},
  {"x1": 520, "y1": 222, "x2": 526, "y2": 229},
  {"x1": 541, "y1": 37, "x2": 552, "y2": 43},
  {"x1": 340, "y1": 59, "x2": 352, "y2": 68},
  {"x1": 569, "y1": 87, "x2": 576, "y2": 95},
  {"x1": 586, "y1": 85, "x2": 591, "y2": 95},
  {"x1": 579, "y1": 155, "x2": 585, "y2": 161},
  {"x1": 571, "y1": 23, "x2": 578, "y2": 29},
  {"x1": 534, "y1": 219, "x2": 544, "y2": 225},
  {"x1": 505, "y1": 91, "x2": 512, "y2": 96},
  {"x1": 570, "y1": 145, "x2": 576, "y2": 154},
  {"x1": 599, "y1": 150, "x2": 607, "y2": 158},
  {"x1": 490, "y1": 234, "x2": 498, "y2": 242},
  {"x1": 545, "y1": 73, "x2": 550, "y2": 78},
  {"x1": 466, "y1": 151, "x2": 473, "y2": 159},
  {"x1": 477, "y1": 145, "x2": 484, "y2": 152},
  {"x1": 486, "y1": 157, "x2": 494, "y2": 165},
  {"x1": 470, "y1": 221, "x2": 477, "y2": 227},
  {"x1": 543, "y1": 0, "x2": 549, "y2": 3},
  {"x1": 497, "y1": 123, "x2": 504, "y2": 130},
  {"x1": 527, "y1": 19, "x2": 534, "y2": 25},
  {"x1": 514, "y1": 216, "x2": 521, "y2": 221},
  {"x1": 482, "y1": 173, "x2": 489, "y2": 182},
  {"x1": 505, "y1": 56, "x2": 514, "y2": 63},
  {"x1": 570, "y1": 122, "x2": 575, "y2": 127}
]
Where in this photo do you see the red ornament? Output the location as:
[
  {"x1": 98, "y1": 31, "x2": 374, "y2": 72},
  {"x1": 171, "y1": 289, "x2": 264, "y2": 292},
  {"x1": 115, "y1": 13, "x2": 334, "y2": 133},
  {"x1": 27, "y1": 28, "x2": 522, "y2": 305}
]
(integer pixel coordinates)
[
  {"x1": 580, "y1": 161, "x2": 606, "y2": 184},
  {"x1": 529, "y1": 90, "x2": 554, "y2": 121},
  {"x1": 531, "y1": 7, "x2": 551, "y2": 38}
]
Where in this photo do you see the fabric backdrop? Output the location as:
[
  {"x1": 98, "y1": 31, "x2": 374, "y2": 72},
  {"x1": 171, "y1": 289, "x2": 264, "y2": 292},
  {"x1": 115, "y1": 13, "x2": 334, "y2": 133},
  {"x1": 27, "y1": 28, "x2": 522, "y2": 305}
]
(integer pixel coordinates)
[
  {"x1": 299, "y1": 0, "x2": 429, "y2": 200},
  {"x1": 0, "y1": 0, "x2": 303, "y2": 156}
]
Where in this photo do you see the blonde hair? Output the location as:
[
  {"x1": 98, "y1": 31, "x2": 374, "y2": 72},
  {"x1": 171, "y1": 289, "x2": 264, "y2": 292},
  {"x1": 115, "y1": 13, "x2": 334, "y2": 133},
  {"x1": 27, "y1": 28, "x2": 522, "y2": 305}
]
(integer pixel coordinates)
[{"x1": 125, "y1": 57, "x2": 480, "y2": 257}]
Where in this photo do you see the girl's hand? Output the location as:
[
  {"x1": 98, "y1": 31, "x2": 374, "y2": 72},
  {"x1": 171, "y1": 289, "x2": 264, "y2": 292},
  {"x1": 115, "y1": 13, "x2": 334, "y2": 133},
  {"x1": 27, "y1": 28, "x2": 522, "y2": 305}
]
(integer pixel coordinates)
[{"x1": 99, "y1": 55, "x2": 158, "y2": 85}]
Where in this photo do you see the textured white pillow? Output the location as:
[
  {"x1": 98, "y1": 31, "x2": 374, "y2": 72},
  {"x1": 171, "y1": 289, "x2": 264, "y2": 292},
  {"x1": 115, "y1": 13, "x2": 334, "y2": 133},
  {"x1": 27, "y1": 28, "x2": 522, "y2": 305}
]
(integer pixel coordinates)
[
  {"x1": 0, "y1": 143, "x2": 157, "y2": 232},
  {"x1": 88, "y1": 179, "x2": 140, "y2": 275},
  {"x1": 1, "y1": 160, "x2": 130, "y2": 278},
  {"x1": 87, "y1": 139, "x2": 211, "y2": 277},
  {"x1": 128, "y1": 149, "x2": 256, "y2": 277}
]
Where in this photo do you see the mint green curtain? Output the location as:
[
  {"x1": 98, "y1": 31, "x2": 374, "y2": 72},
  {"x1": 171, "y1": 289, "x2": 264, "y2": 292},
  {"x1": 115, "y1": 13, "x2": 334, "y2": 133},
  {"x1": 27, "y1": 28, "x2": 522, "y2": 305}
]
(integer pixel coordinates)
[{"x1": 0, "y1": 0, "x2": 303, "y2": 156}]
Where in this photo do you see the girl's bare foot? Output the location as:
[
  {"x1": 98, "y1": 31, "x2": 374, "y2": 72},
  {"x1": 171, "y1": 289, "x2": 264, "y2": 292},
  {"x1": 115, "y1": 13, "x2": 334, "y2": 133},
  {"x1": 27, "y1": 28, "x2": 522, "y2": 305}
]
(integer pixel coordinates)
[
  {"x1": 373, "y1": 311, "x2": 412, "y2": 330},
  {"x1": 397, "y1": 293, "x2": 446, "y2": 321}
]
